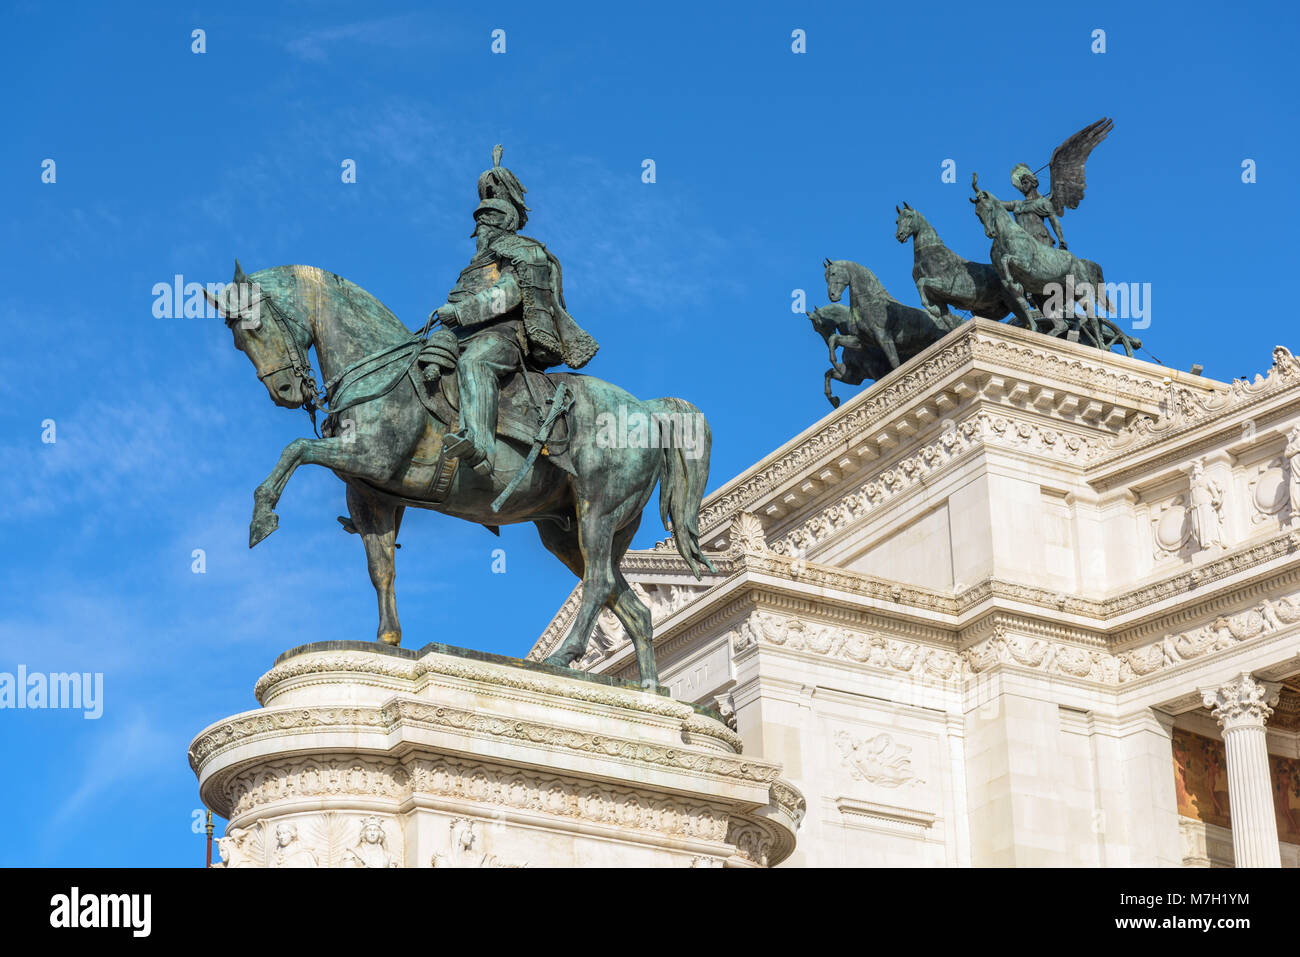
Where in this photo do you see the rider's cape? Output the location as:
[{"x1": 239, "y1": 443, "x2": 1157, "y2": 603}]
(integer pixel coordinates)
[{"x1": 491, "y1": 234, "x2": 599, "y2": 370}]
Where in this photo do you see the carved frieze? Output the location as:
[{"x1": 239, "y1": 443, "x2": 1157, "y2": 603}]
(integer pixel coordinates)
[
  {"x1": 213, "y1": 811, "x2": 403, "y2": 868},
  {"x1": 222, "y1": 754, "x2": 733, "y2": 847}
]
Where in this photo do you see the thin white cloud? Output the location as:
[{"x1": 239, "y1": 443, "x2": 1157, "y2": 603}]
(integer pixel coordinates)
[{"x1": 285, "y1": 14, "x2": 442, "y2": 63}]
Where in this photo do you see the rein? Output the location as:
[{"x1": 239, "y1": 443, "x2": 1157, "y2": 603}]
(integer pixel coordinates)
[{"x1": 249, "y1": 285, "x2": 440, "y2": 435}]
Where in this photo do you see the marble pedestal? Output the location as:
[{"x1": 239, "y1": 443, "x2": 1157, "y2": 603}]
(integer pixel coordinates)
[{"x1": 189, "y1": 641, "x2": 804, "y2": 868}]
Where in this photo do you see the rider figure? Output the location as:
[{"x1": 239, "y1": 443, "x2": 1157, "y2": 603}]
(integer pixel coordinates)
[
  {"x1": 429, "y1": 146, "x2": 598, "y2": 475},
  {"x1": 1000, "y1": 163, "x2": 1068, "y2": 250}
]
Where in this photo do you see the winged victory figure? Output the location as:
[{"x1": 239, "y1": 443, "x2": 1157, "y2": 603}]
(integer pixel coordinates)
[{"x1": 1000, "y1": 117, "x2": 1112, "y2": 251}]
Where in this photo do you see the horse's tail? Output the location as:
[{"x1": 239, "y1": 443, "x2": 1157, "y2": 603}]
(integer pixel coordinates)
[{"x1": 649, "y1": 397, "x2": 716, "y2": 579}]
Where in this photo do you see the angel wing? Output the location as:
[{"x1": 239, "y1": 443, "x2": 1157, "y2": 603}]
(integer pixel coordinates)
[{"x1": 1047, "y1": 117, "x2": 1113, "y2": 216}]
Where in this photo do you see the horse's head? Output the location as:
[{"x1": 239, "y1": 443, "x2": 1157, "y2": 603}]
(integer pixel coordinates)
[
  {"x1": 806, "y1": 303, "x2": 849, "y2": 342},
  {"x1": 824, "y1": 258, "x2": 851, "y2": 303},
  {"x1": 204, "y1": 261, "x2": 314, "y2": 410},
  {"x1": 894, "y1": 202, "x2": 920, "y2": 243},
  {"x1": 969, "y1": 173, "x2": 1004, "y2": 240}
]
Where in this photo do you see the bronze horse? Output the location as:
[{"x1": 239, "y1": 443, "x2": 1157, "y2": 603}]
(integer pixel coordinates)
[
  {"x1": 823, "y1": 259, "x2": 960, "y2": 371},
  {"x1": 805, "y1": 303, "x2": 893, "y2": 407},
  {"x1": 207, "y1": 261, "x2": 714, "y2": 687},
  {"x1": 894, "y1": 202, "x2": 1020, "y2": 325}
]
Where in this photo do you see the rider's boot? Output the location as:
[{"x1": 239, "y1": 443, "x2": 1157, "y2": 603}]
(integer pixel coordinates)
[
  {"x1": 445, "y1": 362, "x2": 500, "y2": 477},
  {"x1": 443, "y1": 428, "x2": 492, "y2": 476}
]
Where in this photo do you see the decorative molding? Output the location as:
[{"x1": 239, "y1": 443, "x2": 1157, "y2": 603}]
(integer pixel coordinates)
[
  {"x1": 219, "y1": 755, "x2": 733, "y2": 854},
  {"x1": 769, "y1": 412, "x2": 1101, "y2": 558},
  {"x1": 731, "y1": 585, "x2": 1300, "y2": 690},
  {"x1": 726, "y1": 818, "x2": 782, "y2": 867},
  {"x1": 834, "y1": 797, "x2": 937, "y2": 833},
  {"x1": 191, "y1": 707, "x2": 387, "y2": 769},
  {"x1": 192, "y1": 698, "x2": 748, "y2": 780},
  {"x1": 693, "y1": 333, "x2": 977, "y2": 541},
  {"x1": 1097, "y1": 345, "x2": 1299, "y2": 463},
  {"x1": 254, "y1": 649, "x2": 740, "y2": 752},
  {"x1": 741, "y1": 610, "x2": 961, "y2": 682},
  {"x1": 383, "y1": 698, "x2": 768, "y2": 783}
]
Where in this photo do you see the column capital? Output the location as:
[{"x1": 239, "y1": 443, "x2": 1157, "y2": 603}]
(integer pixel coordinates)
[{"x1": 1200, "y1": 673, "x2": 1282, "y2": 731}]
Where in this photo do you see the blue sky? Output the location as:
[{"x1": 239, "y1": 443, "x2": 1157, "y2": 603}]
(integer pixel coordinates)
[{"x1": 1, "y1": 1, "x2": 1296, "y2": 865}]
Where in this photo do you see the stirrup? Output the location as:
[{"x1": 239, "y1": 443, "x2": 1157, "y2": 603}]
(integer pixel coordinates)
[{"x1": 444, "y1": 430, "x2": 492, "y2": 476}]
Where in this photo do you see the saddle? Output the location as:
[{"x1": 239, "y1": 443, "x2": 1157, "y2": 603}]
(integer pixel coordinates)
[
  {"x1": 425, "y1": 362, "x2": 572, "y2": 458},
  {"x1": 402, "y1": 342, "x2": 577, "y2": 509}
]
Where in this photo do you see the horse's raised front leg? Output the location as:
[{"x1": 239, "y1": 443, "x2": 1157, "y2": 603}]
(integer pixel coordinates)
[
  {"x1": 997, "y1": 256, "x2": 1044, "y2": 333},
  {"x1": 250, "y1": 435, "x2": 400, "y2": 547},
  {"x1": 346, "y1": 483, "x2": 405, "y2": 646},
  {"x1": 825, "y1": 333, "x2": 843, "y2": 370},
  {"x1": 830, "y1": 333, "x2": 867, "y2": 375},
  {"x1": 824, "y1": 368, "x2": 842, "y2": 408},
  {"x1": 998, "y1": 255, "x2": 1028, "y2": 304},
  {"x1": 916, "y1": 279, "x2": 943, "y2": 319}
]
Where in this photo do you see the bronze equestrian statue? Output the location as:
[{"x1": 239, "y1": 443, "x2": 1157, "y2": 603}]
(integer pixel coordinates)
[{"x1": 206, "y1": 147, "x2": 714, "y2": 689}]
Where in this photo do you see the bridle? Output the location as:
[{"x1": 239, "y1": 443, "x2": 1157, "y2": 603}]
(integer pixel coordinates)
[
  {"x1": 230, "y1": 291, "x2": 323, "y2": 434},
  {"x1": 229, "y1": 273, "x2": 443, "y2": 438}
]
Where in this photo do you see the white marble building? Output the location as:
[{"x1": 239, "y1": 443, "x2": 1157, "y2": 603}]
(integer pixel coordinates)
[{"x1": 529, "y1": 320, "x2": 1300, "y2": 867}]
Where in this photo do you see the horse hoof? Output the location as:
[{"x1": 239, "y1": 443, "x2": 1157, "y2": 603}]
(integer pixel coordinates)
[
  {"x1": 828, "y1": 396, "x2": 841, "y2": 409},
  {"x1": 249, "y1": 511, "x2": 279, "y2": 548},
  {"x1": 377, "y1": 631, "x2": 401, "y2": 646},
  {"x1": 541, "y1": 654, "x2": 574, "y2": 670}
]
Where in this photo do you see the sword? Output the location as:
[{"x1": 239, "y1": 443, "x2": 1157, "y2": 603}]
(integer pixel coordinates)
[{"x1": 491, "y1": 382, "x2": 572, "y2": 513}]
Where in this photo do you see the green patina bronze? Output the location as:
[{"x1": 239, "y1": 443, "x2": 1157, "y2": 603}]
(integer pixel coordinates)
[
  {"x1": 894, "y1": 203, "x2": 1020, "y2": 326},
  {"x1": 970, "y1": 173, "x2": 1140, "y2": 355},
  {"x1": 815, "y1": 259, "x2": 958, "y2": 406},
  {"x1": 805, "y1": 303, "x2": 893, "y2": 408},
  {"x1": 207, "y1": 147, "x2": 714, "y2": 689},
  {"x1": 808, "y1": 118, "x2": 1141, "y2": 406}
]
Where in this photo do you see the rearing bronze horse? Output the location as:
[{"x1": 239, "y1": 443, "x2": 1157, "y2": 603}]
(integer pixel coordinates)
[{"x1": 207, "y1": 261, "x2": 714, "y2": 688}]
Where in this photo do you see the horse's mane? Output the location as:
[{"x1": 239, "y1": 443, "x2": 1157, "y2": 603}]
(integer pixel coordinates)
[
  {"x1": 837, "y1": 260, "x2": 886, "y2": 298},
  {"x1": 251, "y1": 265, "x2": 413, "y2": 341}
]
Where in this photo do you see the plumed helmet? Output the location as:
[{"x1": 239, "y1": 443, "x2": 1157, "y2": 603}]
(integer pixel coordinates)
[
  {"x1": 1010, "y1": 162, "x2": 1038, "y2": 192},
  {"x1": 476, "y1": 144, "x2": 529, "y2": 230}
]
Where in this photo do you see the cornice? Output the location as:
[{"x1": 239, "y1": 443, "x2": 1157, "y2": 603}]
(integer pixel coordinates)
[
  {"x1": 686, "y1": 320, "x2": 1207, "y2": 548},
  {"x1": 1088, "y1": 345, "x2": 1300, "y2": 477}
]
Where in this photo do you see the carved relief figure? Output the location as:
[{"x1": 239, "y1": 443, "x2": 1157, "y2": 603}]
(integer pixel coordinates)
[
  {"x1": 431, "y1": 817, "x2": 526, "y2": 868},
  {"x1": 214, "y1": 825, "x2": 258, "y2": 868},
  {"x1": 834, "y1": 730, "x2": 924, "y2": 788},
  {"x1": 342, "y1": 816, "x2": 398, "y2": 868},
  {"x1": 271, "y1": 822, "x2": 319, "y2": 868},
  {"x1": 1286, "y1": 427, "x2": 1300, "y2": 522},
  {"x1": 431, "y1": 817, "x2": 483, "y2": 868},
  {"x1": 1188, "y1": 460, "x2": 1225, "y2": 550}
]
